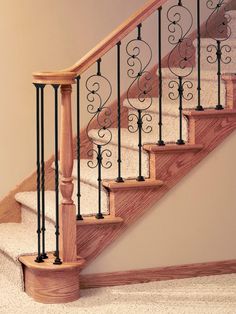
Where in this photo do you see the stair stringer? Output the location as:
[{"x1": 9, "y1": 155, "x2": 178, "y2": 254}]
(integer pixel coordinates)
[{"x1": 77, "y1": 110, "x2": 236, "y2": 268}]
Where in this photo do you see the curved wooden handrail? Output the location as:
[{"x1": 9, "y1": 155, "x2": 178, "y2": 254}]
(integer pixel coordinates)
[{"x1": 33, "y1": 0, "x2": 168, "y2": 84}]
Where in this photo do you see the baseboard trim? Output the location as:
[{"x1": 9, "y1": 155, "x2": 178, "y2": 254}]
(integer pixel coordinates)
[{"x1": 80, "y1": 259, "x2": 236, "y2": 289}]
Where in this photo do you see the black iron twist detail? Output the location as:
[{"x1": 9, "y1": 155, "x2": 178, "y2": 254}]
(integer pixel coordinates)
[
  {"x1": 34, "y1": 83, "x2": 44, "y2": 263},
  {"x1": 206, "y1": 0, "x2": 232, "y2": 110},
  {"x1": 167, "y1": 1, "x2": 194, "y2": 145},
  {"x1": 52, "y1": 84, "x2": 62, "y2": 265},
  {"x1": 126, "y1": 24, "x2": 153, "y2": 181},
  {"x1": 86, "y1": 59, "x2": 112, "y2": 219}
]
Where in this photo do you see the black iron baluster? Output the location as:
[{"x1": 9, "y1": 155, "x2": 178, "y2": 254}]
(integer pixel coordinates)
[
  {"x1": 96, "y1": 145, "x2": 104, "y2": 219},
  {"x1": 177, "y1": 77, "x2": 185, "y2": 145},
  {"x1": 76, "y1": 76, "x2": 83, "y2": 220},
  {"x1": 157, "y1": 6, "x2": 165, "y2": 146},
  {"x1": 86, "y1": 58, "x2": 112, "y2": 219},
  {"x1": 126, "y1": 24, "x2": 153, "y2": 182},
  {"x1": 116, "y1": 41, "x2": 124, "y2": 183},
  {"x1": 52, "y1": 84, "x2": 62, "y2": 265},
  {"x1": 216, "y1": 40, "x2": 224, "y2": 110},
  {"x1": 196, "y1": 0, "x2": 204, "y2": 111},
  {"x1": 167, "y1": 1, "x2": 194, "y2": 144},
  {"x1": 137, "y1": 109, "x2": 145, "y2": 181},
  {"x1": 40, "y1": 84, "x2": 48, "y2": 260},
  {"x1": 206, "y1": 0, "x2": 232, "y2": 110},
  {"x1": 34, "y1": 84, "x2": 44, "y2": 263}
]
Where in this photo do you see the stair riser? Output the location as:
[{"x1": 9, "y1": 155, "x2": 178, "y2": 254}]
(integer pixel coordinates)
[{"x1": 162, "y1": 74, "x2": 226, "y2": 108}]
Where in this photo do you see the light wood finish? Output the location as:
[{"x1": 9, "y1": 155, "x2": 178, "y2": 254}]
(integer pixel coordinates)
[
  {"x1": 80, "y1": 259, "x2": 236, "y2": 289},
  {"x1": 59, "y1": 85, "x2": 77, "y2": 262},
  {"x1": 143, "y1": 144, "x2": 203, "y2": 153},
  {"x1": 222, "y1": 74, "x2": 236, "y2": 110},
  {"x1": 77, "y1": 216, "x2": 123, "y2": 226},
  {"x1": 76, "y1": 110, "x2": 236, "y2": 265},
  {"x1": 33, "y1": 72, "x2": 76, "y2": 85},
  {"x1": 20, "y1": 254, "x2": 84, "y2": 304},
  {"x1": 103, "y1": 179, "x2": 163, "y2": 191}
]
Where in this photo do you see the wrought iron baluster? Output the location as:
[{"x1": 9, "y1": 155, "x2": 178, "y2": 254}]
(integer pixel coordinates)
[
  {"x1": 196, "y1": 0, "x2": 204, "y2": 111},
  {"x1": 157, "y1": 6, "x2": 165, "y2": 146},
  {"x1": 137, "y1": 109, "x2": 145, "y2": 181},
  {"x1": 34, "y1": 83, "x2": 44, "y2": 263},
  {"x1": 177, "y1": 76, "x2": 185, "y2": 145},
  {"x1": 86, "y1": 59, "x2": 112, "y2": 219},
  {"x1": 116, "y1": 41, "x2": 124, "y2": 183},
  {"x1": 126, "y1": 23, "x2": 153, "y2": 181},
  {"x1": 167, "y1": 1, "x2": 194, "y2": 145},
  {"x1": 52, "y1": 84, "x2": 62, "y2": 265},
  {"x1": 40, "y1": 84, "x2": 48, "y2": 259},
  {"x1": 206, "y1": 0, "x2": 232, "y2": 110},
  {"x1": 76, "y1": 76, "x2": 83, "y2": 220}
]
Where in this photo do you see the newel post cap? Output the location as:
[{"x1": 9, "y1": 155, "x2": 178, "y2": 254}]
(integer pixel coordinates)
[{"x1": 33, "y1": 71, "x2": 77, "y2": 85}]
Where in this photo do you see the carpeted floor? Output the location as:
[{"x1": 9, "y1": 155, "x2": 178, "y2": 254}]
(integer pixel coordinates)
[{"x1": 0, "y1": 274, "x2": 236, "y2": 314}]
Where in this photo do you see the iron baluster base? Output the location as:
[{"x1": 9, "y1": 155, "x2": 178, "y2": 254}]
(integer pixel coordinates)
[
  {"x1": 76, "y1": 214, "x2": 83, "y2": 221},
  {"x1": 176, "y1": 139, "x2": 185, "y2": 145},
  {"x1": 35, "y1": 255, "x2": 44, "y2": 263},
  {"x1": 157, "y1": 140, "x2": 165, "y2": 146},
  {"x1": 53, "y1": 257, "x2": 62, "y2": 265},
  {"x1": 116, "y1": 177, "x2": 124, "y2": 183},
  {"x1": 215, "y1": 104, "x2": 224, "y2": 110},
  {"x1": 41, "y1": 253, "x2": 48, "y2": 259},
  {"x1": 195, "y1": 105, "x2": 204, "y2": 111},
  {"x1": 136, "y1": 175, "x2": 145, "y2": 182},
  {"x1": 96, "y1": 213, "x2": 104, "y2": 220}
]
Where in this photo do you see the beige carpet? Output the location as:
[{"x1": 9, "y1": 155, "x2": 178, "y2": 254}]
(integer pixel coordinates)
[{"x1": 0, "y1": 274, "x2": 236, "y2": 313}]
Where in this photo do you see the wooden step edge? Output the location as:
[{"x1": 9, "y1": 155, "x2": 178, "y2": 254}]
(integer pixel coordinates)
[
  {"x1": 183, "y1": 109, "x2": 236, "y2": 118},
  {"x1": 77, "y1": 216, "x2": 123, "y2": 226},
  {"x1": 103, "y1": 179, "x2": 163, "y2": 191},
  {"x1": 143, "y1": 143, "x2": 204, "y2": 153},
  {"x1": 19, "y1": 253, "x2": 85, "y2": 271}
]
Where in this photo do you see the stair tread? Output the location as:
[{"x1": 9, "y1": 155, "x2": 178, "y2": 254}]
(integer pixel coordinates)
[
  {"x1": 103, "y1": 179, "x2": 163, "y2": 190},
  {"x1": 88, "y1": 127, "x2": 188, "y2": 151},
  {"x1": 143, "y1": 143, "x2": 204, "y2": 153},
  {"x1": 0, "y1": 222, "x2": 54, "y2": 262},
  {"x1": 15, "y1": 187, "x2": 109, "y2": 222}
]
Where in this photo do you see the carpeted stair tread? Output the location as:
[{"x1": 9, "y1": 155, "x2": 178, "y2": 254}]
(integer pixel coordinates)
[
  {"x1": 0, "y1": 222, "x2": 53, "y2": 262},
  {"x1": 15, "y1": 183, "x2": 109, "y2": 221},
  {"x1": 88, "y1": 127, "x2": 187, "y2": 151}
]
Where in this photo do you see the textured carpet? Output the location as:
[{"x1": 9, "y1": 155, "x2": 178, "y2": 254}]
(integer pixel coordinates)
[{"x1": 0, "y1": 274, "x2": 236, "y2": 313}]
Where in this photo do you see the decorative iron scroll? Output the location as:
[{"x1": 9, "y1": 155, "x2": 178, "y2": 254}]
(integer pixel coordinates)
[
  {"x1": 126, "y1": 24, "x2": 153, "y2": 181},
  {"x1": 206, "y1": 0, "x2": 232, "y2": 109},
  {"x1": 167, "y1": 0, "x2": 194, "y2": 144},
  {"x1": 85, "y1": 59, "x2": 113, "y2": 218}
]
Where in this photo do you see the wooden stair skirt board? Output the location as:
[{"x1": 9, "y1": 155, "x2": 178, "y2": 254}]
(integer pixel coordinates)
[
  {"x1": 80, "y1": 259, "x2": 236, "y2": 289},
  {"x1": 19, "y1": 254, "x2": 85, "y2": 304}
]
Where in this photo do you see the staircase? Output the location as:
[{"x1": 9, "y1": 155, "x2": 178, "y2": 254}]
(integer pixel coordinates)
[{"x1": 0, "y1": 0, "x2": 236, "y2": 304}]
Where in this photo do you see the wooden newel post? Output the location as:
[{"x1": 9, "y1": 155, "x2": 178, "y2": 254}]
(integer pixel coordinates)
[{"x1": 59, "y1": 84, "x2": 77, "y2": 262}]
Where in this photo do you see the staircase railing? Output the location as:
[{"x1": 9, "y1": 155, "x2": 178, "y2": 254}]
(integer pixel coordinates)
[{"x1": 32, "y1": 0, "x2": 233, "y2": 265}]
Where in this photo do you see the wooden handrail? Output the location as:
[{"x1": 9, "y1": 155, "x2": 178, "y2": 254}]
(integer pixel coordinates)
[{"x1": 33, "y1": 0, "x2": 168, "y2": 84}]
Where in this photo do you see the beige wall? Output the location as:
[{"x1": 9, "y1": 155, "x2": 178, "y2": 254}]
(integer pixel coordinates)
[
  {"x1": 0, "y1": 0, "x2": 148, "y2": 198},
  {"x1": 82, "y1": 131, "x2": 236, "y2": 274}
]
